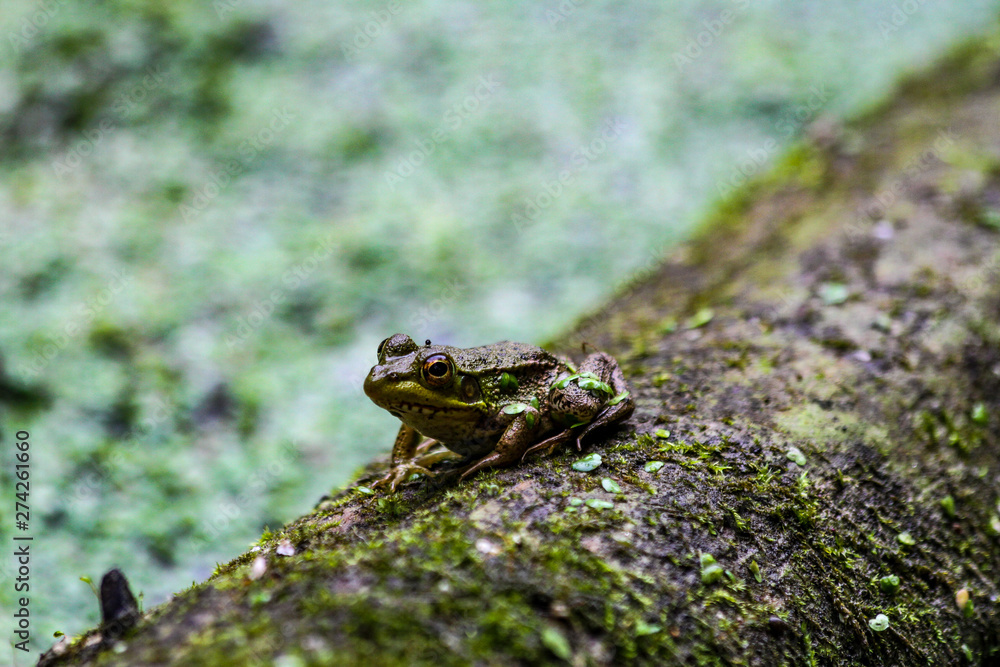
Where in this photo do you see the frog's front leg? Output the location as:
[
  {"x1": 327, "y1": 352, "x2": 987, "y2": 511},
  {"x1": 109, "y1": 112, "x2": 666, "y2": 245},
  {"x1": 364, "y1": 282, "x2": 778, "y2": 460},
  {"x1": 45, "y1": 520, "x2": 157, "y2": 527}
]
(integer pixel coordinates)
[
  {"x1": 372, "y1": 424, "x2": 460, "y2": 491},
  {"x1": 456, "y1": 406, "x2": 542, "y2": 482}
]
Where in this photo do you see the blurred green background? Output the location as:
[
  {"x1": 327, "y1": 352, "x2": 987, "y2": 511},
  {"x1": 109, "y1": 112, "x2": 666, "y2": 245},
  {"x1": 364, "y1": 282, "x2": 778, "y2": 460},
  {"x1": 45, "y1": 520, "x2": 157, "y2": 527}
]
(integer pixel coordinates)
[{"x1": 2, "y1": 0, "x2": 999, "y2": 654}]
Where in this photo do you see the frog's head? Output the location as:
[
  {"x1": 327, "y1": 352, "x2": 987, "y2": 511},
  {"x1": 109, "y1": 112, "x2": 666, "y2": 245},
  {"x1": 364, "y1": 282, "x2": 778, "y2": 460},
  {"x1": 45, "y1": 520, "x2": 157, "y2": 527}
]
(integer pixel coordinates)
[{"x1": 364, "y1": 334, "x2": 485, "y2": 429}]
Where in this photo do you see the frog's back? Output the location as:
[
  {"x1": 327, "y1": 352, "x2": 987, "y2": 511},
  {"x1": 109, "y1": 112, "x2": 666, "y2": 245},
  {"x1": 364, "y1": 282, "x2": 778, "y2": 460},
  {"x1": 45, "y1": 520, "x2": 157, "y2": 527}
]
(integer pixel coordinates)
[{"x1": 452, "y1": 341, "x2": 563, "y2": 375}]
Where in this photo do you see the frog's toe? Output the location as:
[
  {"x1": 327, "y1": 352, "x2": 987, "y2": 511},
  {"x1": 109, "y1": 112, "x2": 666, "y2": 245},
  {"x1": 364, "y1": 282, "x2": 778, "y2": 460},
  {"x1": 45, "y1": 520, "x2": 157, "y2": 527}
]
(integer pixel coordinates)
[
  {"x1": 372, "y1": 464, "x2": 437, "y2": 492},
  {"x1": 521, "y1": 429, "x2": 573, "y2": 461},
  {"x1": 413, "y1": 438, "x2": 440, "y2": 456}
]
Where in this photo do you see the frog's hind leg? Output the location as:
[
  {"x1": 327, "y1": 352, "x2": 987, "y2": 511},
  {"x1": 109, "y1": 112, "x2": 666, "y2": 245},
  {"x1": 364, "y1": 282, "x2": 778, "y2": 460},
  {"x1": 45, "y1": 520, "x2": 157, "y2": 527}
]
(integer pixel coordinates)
[
  {"x1": 521, "y1": 428, "x2": 573, "y2": 461},
  {"x1": 571, "y1": 351, "x2": 635, "y2": 449},
  {"x1": 456, "y1": 410, "x2": 540, "y2": 482}
]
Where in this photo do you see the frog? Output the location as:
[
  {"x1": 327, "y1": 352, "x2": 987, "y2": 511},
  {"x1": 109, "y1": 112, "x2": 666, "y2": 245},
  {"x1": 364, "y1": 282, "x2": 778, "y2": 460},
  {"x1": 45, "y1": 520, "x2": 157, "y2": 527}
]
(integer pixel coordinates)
[{"x1": 363, "y1": 333, "x2": 634, "y2": 491}]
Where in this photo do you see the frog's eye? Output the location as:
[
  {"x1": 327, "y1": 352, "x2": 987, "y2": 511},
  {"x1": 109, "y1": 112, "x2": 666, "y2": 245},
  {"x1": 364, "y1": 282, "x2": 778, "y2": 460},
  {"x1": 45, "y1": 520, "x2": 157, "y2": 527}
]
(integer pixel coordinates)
[{"x1": 421, "y1": 354, "x2": 453, "y2": 387}]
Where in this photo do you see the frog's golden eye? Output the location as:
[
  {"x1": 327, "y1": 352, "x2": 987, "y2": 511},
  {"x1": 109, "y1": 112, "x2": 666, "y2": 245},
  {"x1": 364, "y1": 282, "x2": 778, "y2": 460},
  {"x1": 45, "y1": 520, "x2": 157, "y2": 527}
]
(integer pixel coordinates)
[{"x1": 421, "y1": 354, "x2": 453, "y2": 387}]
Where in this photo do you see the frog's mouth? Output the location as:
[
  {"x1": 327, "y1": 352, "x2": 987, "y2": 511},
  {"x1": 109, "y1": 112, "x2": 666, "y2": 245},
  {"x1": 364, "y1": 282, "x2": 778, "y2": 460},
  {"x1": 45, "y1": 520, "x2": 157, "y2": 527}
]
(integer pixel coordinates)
[{"x1": 385, "y1": 400, "x2": 478, "y2": 420}]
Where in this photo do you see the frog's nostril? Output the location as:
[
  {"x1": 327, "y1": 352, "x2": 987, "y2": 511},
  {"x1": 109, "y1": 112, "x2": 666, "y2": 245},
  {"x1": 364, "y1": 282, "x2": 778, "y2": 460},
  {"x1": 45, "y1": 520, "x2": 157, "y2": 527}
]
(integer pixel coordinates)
[{"x1": 363, "y1": 371, "x2": 381, "y2": 396}]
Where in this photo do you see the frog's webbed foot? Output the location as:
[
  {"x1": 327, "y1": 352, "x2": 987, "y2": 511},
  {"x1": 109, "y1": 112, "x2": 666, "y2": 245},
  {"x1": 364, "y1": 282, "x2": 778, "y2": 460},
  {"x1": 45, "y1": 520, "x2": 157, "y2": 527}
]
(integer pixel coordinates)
[
  {"x1": 371, "y1": 462, "x2": 437, "y2": 492},
  {"x1": 372, "y1": 443, "x2": 461, "y2": 492}
]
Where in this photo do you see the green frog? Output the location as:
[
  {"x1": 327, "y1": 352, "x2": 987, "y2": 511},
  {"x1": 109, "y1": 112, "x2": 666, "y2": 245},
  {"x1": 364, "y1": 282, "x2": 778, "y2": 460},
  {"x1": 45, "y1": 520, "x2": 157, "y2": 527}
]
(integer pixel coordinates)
[{"x1": 364, "y1": 333, "x2": 634, "y2": 491}]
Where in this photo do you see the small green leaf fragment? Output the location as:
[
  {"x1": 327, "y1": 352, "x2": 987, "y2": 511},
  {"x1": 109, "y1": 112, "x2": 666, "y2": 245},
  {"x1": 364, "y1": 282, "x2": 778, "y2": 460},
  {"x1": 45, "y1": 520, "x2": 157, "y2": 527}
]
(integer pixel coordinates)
[
  {"x1": 635, "y1": 621, "x2": 661, "y2": 636},
  {"x1": 701, "y1": 564, "x2": 724, "y2": 584},
  {"x1": 608, "y1": 390, "x2": 630, "y2": 405},
  {"x1": 686, "y1": 307, "x2": 714, "y2": 329},
  {"x1": 819, "y1": 282, "x2": 850, "y2": 305},
  {"x1": 981, "y1": 208, "x2": 1000, "y2": 230},
  {"x1": 872, "y1": 313, "x2": 893, "y2": 332},
  {"x1": 700, "y1": 553, "x2": 724, "y2": 583},
  {"x1": 541, "y1": 625, "x2": 572, "y2": 660},
  {"x1": 502, "y1": 403, "x2": 527, "y2": 415},
  {"x1": 585, "y1": 498, "x2": 614, "y2": 510},
  {"x1": 355, "y1": 486, "x2": 374, "y2": 496},
  {"x1": 786, "y1": 447, "x2": 807, "y2": 466},
  {"x1": 659, "y1": 316, "x2": 678, "y2": 333},
  {"x1": 940, "y1": 495, "x2": 955, "y2": 518},
  {"x1": 53, "y1": 631, "x2": 64, "y2": 638},
  {"x1": 963, "y1": 644, "x2": 974, "y2": 661},
  {"x1": 571, "y1": 453, "x2": 602, "y2": 472},
  {"x1": 530, "y1": 396, "x2": 540, "y2": 409},
  {"x1": 577, "y1": 377, "x2": 612, "y2": 395},
  {"x1": 251, "y1": 590, "x2": 272, "y2": 605},
  {"x1": 880, "y1": 574, "x2": 900, "y2": 595},
  {"x1": 601, "y1": 478, "x2": 622, "y2": 494},
  {"x1": 499, "y1": 372, "x2": 518, "y2": 391},
  {"x1": 971, "y1": 402, "x2": 988, "y2": 424},
  {"x1": 652, "y1": 372, "x2": 672, "y2": 387},
  {"x1": 987, "y1": 515, "x2": 1000, "y2": 536},
  {"x1": 554, "y1": 374, "x2": 579, "y2": 390},
  {"x1": 897, "y1": 531, "x2": 916, "y2": 547},
  {"x1": 568, "y1": 497, "x2": 583, "y2": 506},
  {"x1": 868, "y1": 614, "x2": 889, "y2": 632},
  {"x1": 525, "y1": 412, "x2": 536, "y2": 428},
  {"x1": 644, "y1": 460, "x2": 664, "y2": 473},
  {"x1": 654, "y1": 429, "x2": 671, "y2": 439},
  {"x1": 963, "y1": 599, "x2": 975, "y2": 618},
  {"x1": 749, "y1": 560, "x2": 762, "y2": 583}
]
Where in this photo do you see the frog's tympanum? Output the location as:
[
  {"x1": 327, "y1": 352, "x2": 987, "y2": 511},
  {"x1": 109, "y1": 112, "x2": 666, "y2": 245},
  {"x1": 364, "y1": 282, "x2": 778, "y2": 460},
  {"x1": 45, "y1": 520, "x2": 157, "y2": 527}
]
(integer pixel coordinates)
[{"x1": 364, "y1": 334, "x2": 634, "y2": 491}]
